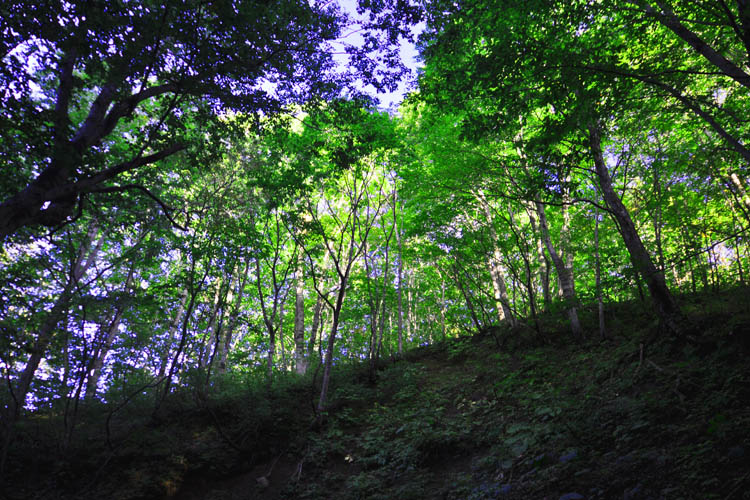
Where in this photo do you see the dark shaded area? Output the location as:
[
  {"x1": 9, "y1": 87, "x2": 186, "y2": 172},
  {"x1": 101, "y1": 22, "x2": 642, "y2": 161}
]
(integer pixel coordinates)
[{"x1": 3, "y1": 288, "x2": 750, "y2": 499}]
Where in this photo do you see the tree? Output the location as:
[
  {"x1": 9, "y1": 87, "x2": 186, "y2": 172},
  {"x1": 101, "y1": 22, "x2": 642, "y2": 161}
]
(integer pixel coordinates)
[{"x1": 0, "y1": 0, "x2": 421, "y2": 241}]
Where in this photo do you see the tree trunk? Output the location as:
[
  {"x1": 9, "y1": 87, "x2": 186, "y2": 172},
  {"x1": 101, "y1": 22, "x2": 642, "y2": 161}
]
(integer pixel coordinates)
[
  {"x1": 588, "y1": 123, "x2": 684, "y2": 336},
  {"x1": 293, "y1": 257, "x2": 307, "y2": 375},
  {"x1": 406, "y1": 271, "x2": 414, "y2": 345},
  {"x1": 527, "y1": 206, "x2": 551, "y2": 311},
  {"x1": 278, "y1": 302, "x2": 287, "y2": 372},
  {"x1": 200, "y1": 280, "x2": 225, "y2": 370},
  {"x1": 475, "y1": 191, "x2": 515, "y2": 324},
  {"x1": 317, "y1": 307, "x2": 340, "y2": 414},
  {"x1": 2, "y1": 224, "x2": 101, "y2": 472},
  {"x1": 157, "y1": 289, "x2": 188, "y2": 383},
  {"x1": 316, "y1": 256, "x2": 354, "y2": 414},
  {"x1": 594, "y1": 206, "x2": 607, "y2": 340},
  {"x1": 736, "y1": 234, "x2": 746, "y2": 285},
  {"x1": 535, "y1": 200, "x2": 583, "y2": 339},
  {"x1": 308, "y1": 295, "x2": 324, "y2": 363},
  {"x1": 440, "y1": 272, "x2": 447, "y2": 340},
  {"x1": 396, "y1": 198, "x2": 404, "y2": 356},
  {"x1": 453, "y1": 263, "x2": 482, "y2": 331},
  {"x1": 214, "y1": 257, "x2": 250, "y2": 375},
  {"x1": 12, "y1": 224, "x2": 101, "y2": 415},
  {"x1": 86, "y1": 262, "x2": 136, "y2": 398}
]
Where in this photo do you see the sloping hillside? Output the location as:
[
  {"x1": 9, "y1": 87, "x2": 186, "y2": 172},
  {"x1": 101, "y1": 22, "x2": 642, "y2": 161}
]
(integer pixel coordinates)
[{"x1": 5, "y1": 290, "x2": 750, "y2": 499}]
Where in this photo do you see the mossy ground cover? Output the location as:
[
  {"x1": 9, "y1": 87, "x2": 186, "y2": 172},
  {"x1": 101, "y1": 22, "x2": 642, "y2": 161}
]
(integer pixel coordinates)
[{"x1": 4, "y1": 289, "x2": 750, "y2": 499}]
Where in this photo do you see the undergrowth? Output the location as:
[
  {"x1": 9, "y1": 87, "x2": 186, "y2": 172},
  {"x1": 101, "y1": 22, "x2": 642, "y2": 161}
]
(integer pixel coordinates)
[{"x1": 3, "y1": 288, "x2": 750, "y2": 499}]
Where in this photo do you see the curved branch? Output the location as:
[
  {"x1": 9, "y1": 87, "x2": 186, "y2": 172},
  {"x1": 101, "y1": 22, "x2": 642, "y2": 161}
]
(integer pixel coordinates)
[{"x1": 87, "y1": 183, "x2": 188, "y2": 231}]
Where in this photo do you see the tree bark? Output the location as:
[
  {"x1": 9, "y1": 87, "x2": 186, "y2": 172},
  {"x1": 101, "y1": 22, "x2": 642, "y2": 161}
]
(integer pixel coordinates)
[
  {"x1": 157, "y1": 289, "x2": 188, "y2": 384},
  {"x1": 527, "y1": 206, "x2": 552, "y2": 311},
  {"x1": 293, "y1": 257, "x2": 307, "y2": 375},
  {"x1": 453, "y1": 262, "x2": 482, "y2": 331},
  {"x1": 396, "y1": 195, "x2": 405, "y2": 356},
  {"x1": 12, "y1": 224, "x2": 101, "y2": 414},
  {"x1": 588, "y1": 123, "x2": 684, "y2": 336},
  {"x1": 475, "y1": 191, "x2": 515, "y2": 325},
  {"x1": 534, "y1": 200, "x2": 583, "y2": 339},
  {"x1": 594, "y1": 206, "x2": 607, "y2": 340},
  {"x1": 2, "y1": 223, "x2": 101, "y2": 472},
  {"x1": 85, "y1": 262, "x2": 136, "y2": 399},
  {"x1": 641, "y1": 0, "x2": 750, "y2": 89}
]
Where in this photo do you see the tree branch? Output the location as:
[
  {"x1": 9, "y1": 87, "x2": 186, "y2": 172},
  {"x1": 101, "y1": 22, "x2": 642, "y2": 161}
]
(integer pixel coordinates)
[{"x1": 87, "y1": 184, "x2": 188, "y2": 231}]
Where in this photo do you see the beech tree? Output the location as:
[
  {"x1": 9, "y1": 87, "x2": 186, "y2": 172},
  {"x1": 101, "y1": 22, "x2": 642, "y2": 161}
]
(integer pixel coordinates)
[{"x1": 0, "y1": 0, "x2": 420, "y2": 241}]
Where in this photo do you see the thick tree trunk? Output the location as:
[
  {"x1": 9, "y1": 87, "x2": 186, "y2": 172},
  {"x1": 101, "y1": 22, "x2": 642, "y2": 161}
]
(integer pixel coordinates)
[{"x1": 588, "y1": 124, "x2": 684, "y2": 336}]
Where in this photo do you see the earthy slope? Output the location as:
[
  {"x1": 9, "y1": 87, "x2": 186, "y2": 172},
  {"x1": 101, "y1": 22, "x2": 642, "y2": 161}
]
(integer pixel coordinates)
[{"x1": 5, "y1": 290, "x2": 750, "y2": 499}]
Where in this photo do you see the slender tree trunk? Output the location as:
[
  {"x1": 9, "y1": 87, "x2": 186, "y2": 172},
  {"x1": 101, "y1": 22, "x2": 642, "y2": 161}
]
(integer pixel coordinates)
[
  {"x1": 440, "y1": 272, "x2": 447, "y2": 340},
  {"x1": 652, "y1": 166, "x2": 666, "y2": 272},
  {"x1": 266, "y1": 317, "x2": 276, "y2": 380},
  {"x1": 588, "y1": 123, "x2": 684, "y2": 336},
  {"x1": 727, "y1": 172, "x2": 750, "y2": 224},
  {"x1": 317, "y1": 256, "x2": 355, "y2": 415},
  {"x1": 475, "y1": 191, "x2": 515, "y2": 324},
  {"x1": 278, "y1": 302, "x2": 287, "y2": 372},
  {"x1": 293, "y1": 257, "x2": 307, "y2": 375},
  {"x1": 317, "y1": 307, "x2": 340, "y2": 414},
  {"x1": 157, "y1": 289, "x2": 188, "y2": 383},
  {"x1": 527, "y1": 207, "x2": 551, "y2": 311},
  {"x1": 86, "y1": 263, "x2": 136, "y2": 398},
  {"x1": 307, "y1": 252, "x2": 330, "y2": 365},
  {"x1": 12, "y1": 224, "x2": 101, "y2": 415},
  {"x1": 736, "y1": 235, "x2": 746, "y2": 285},
  {"x1": 396, "y1": 199, "x2": 404, "y2": 356},
  {"x1": 2, "y1": 224, "x2": 101, "y2": 473},
  {"x1": 406, "y1": 271, "x2": 414, "y2": 344},
  {"x1": 535, "y1": 200, "x2": 583, "y2": 339},
  {"x1": 454, "y1": 263, "x2": 482, "y2": 331},
  {"x1": 594, "y1": 207, "x2": 607, "y2": 340},
  {"x1": 508, "y1": 207, "x2": 540, "y2": 333},
  {"x1": 308, "y1": 296, "x2": 324, "y2": 362},
  {"x1": 200, "y1": 281, "x2": 224, "y2": 370},
  {"x1": 363, "y1": 238, "x2": 380, "y2": 375},
  {"x1": 215, "y1": 257, "x2": 249, "y2": 375}
]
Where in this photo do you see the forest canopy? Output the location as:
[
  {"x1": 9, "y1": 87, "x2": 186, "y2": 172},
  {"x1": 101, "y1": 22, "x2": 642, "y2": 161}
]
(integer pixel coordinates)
[{"x1": 1, "y1": 0, "x2": 749, "y2": 494}]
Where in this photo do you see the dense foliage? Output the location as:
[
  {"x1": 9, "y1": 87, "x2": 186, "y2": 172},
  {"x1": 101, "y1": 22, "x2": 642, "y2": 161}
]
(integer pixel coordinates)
[{"x1": 1, "y1": 0, "x2": 749, "y2": 497}]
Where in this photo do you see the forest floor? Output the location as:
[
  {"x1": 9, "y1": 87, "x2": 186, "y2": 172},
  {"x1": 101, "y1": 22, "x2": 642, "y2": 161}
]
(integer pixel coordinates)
[{"x1": 4, "y1": 288, "x2": 750, "y2": 499}]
